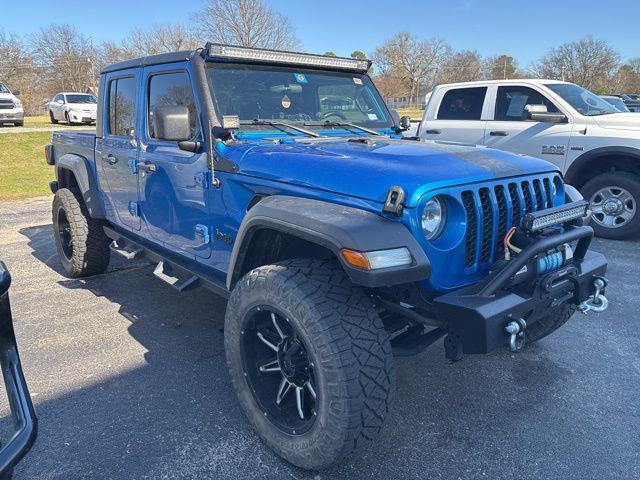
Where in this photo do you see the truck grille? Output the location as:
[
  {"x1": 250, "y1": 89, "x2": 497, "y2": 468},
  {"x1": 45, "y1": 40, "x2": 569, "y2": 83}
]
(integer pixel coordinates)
[
  {"x1": 0, "y1": 100, "x2": 15, "y2": 109},
  {"x1": 461, "y1": 176, "x2": 559, "y2": 268}
]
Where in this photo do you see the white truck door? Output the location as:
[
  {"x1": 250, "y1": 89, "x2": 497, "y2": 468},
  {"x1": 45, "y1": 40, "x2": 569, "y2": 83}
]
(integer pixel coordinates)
[
  {"x1": 420, "y1": 86, "x2": 489, "y2": 145},
  {"x1": 483, "y1": 84, "x2": 572, "y2": 170}
]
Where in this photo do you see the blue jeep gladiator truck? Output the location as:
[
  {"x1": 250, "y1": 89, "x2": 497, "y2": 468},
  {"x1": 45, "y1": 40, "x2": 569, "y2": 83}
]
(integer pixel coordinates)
[{"x1": 45, "y1": 44, "x2": 609, "y2": 469}]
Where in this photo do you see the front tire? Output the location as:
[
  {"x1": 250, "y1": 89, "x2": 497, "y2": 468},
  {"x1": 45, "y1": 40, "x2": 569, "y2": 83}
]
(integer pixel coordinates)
[
  {"x1": 224, "y1": 259, "x2": 395, "y2": 470},
  {"x1": 49, "y1": 110, "x2": 58, "y2": 124},
  {"x1": 582, "y1": 172, "x2": 640, "y2": 239},
  {"x1": 52, "y1": 188, "x2": 111, "y2": 278}
]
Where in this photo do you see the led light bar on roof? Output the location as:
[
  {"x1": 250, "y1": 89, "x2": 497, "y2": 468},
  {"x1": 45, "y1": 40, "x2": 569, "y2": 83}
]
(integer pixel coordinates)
[
  {"x1": 206, "y1": 43, "x2": 371, "y2": 72},
  {"x1": 522, "y1": 200, "x2": 590, "y2": 232}
]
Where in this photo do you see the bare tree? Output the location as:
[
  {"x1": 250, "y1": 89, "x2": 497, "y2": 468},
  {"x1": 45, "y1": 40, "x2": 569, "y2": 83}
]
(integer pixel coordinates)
[
  {"x1": 372, "y1": 32, "x2": 451, "y2": 106},
  {"x1": 438, "y1": 50, "x2": 483, "y2": 84},
  {"x1": 121, "y1": 23, "x2": 200, "y2": 58},
  {"x1": 531, "y1": 36, "x2": 620, "y2": 91},
  {"x1": 484, "y1": 54, "x2": 519, "y2": 80},
  {"x1": 195, "y1": 0, "x2": 300, "y2": 50},
  {"x1": 0, "y1": 30, "x2": 41, "y2": 113},
  {"x1": 611, "y1": 58, "x2": 640, "y2": 93}
]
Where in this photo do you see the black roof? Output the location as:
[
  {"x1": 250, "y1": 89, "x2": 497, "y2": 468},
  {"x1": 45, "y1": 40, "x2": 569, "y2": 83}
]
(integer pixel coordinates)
[{"x1": 100, "y1": 50, "x2": 194, "y2": 74}]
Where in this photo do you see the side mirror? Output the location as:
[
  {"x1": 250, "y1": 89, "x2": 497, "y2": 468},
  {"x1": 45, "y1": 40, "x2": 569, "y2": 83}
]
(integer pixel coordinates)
[
  {"x1": 523, "y1": 104, "x2": 567, "y2": 123},
  {"x1": 13, "y1": 89, "x2": 20, "y2": 96},
  {"x1": 153, "y1": 106, "x2": 191, "y2": 142},
  {"x1": 399, "y1": 116, "x2": 412, "y2": 131},
  {"x1": 0, "y1": 261, "x2": 10, "y2": 297},
  {"x1": 57, "y1": 99, "x2": 64, "y2": 105}
]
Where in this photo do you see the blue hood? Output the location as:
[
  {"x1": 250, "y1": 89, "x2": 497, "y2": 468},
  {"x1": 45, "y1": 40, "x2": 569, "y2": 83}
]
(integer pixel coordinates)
[{"x1": 227, "y1": 137, "x2": 559, "y2": 207}]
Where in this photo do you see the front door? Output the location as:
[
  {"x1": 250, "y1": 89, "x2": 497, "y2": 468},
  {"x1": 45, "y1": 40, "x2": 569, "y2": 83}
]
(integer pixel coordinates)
[
  {"x1": 483, "y1": 85, "x2": 572, "y2": 170},
  {"x1": 137, "y1": 66, "x2": 212, "y2": 259},
  {"x1": 95, "y1": 71, "x2": 141, "y2": 230}
]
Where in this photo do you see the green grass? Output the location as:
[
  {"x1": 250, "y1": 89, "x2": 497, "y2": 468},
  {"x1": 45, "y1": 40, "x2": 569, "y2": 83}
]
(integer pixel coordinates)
[
  {"x1": 397, "y1": 108, "x2": 425, "y2": 120},
  {"x1": 0, "y1": 131, "x2": 55, "y2": 201},
  {"x1": 22, "y1": 115, "x2": 56, "y2": 128}
]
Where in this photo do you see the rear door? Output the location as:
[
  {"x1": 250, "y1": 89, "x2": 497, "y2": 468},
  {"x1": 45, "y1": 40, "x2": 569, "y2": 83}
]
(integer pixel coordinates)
[
  {"x1": 483, "y1": 84, "x2": 572, "y2": 169},
  {"x1": 95, "y1": 70, "x2": 141, "y2": 231},
  {"x1": 420, "y1": 86, "x2": 489, "y2": 145},
  {"x1": 137, "y1": 65, "x2": 212, "y2": 259}
]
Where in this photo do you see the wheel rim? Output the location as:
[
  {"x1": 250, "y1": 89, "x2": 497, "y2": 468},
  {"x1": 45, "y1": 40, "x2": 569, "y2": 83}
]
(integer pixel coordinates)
[
  {"x1": 57, "y1": 207, "x2": 73, "y2": 260},
  {"x1": 590, "y1": 186, "x2": 636, "y2": 229},
  {"x1": 240, "y1": 306, "x2": 318, "y2": 435}
]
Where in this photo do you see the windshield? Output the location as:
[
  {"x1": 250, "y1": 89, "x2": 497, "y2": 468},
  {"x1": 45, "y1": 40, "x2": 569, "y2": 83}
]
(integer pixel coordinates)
[
  {"x1": 545, "y1": 83, "x2": 618, "y2": 116},
  {"x1": 66, "y1": 94, "x2": 96, "y2": 104},
  {"x1": 0, "y1": 83, "x2": 9, "y2": 94},
  {"x1": 206, "y1": 63, "x2": 393, "y2": 135},
  {"x1": 601, "y1": 97, "x2": 629, "y2": 112}
]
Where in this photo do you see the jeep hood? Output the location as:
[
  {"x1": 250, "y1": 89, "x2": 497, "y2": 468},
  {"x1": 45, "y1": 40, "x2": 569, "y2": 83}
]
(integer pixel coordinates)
[
  {"x1": 592, "y1": 112, "x2": 640, "y2": 132},
  {"x1": 230, "y1": 138, "x2": 558, "y2": 207}
]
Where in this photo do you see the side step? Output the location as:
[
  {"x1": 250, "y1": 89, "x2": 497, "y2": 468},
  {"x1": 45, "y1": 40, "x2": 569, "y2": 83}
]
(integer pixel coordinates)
[
  {"x1": 153, "y1": 261, "x2": 199, "y2": 292},
  {"x1": 110, "y1": 240, "x2": 144, "y2": 260}
]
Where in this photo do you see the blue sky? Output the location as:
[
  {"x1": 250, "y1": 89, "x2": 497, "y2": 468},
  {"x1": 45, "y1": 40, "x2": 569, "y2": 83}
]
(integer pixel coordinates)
[{"x1": 3, "y1": 0, "x2": 639, "y2": 66}]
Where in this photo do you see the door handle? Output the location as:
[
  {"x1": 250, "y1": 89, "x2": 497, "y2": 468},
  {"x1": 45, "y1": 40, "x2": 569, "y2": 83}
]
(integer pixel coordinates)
[
  {"x1": 425, "y1": 129, "x2": 441, "y2": 134},
  {"x1": 101, "y1": 154, "x2": 118, "y2": 165},
  {"x1": 137, "y1": 162, "x2": 157, "y2": 173},
  {"x1": 489, "y1": 131, "x2": 510, "y2": 136}
]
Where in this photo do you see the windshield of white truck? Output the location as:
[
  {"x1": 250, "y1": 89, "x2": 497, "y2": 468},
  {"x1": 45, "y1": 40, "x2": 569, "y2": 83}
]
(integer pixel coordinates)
[
  {"x1": 66, "y1": 94, "x2": 96, "y2": 104},
  {"x1": 0, "y1": 83, "x2": 10, "y2": 94},
  {"x1": 206, "y1": 63, "x2": 393, "y2": 135},
  {"x1": 545, "y1": 83, "x2": 618, "y2": 116}
]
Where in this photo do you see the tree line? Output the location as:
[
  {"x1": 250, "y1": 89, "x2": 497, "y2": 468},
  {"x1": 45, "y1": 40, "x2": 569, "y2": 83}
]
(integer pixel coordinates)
[{"x1": 1, "y1": 0, "x2": 639, "y2": 113}]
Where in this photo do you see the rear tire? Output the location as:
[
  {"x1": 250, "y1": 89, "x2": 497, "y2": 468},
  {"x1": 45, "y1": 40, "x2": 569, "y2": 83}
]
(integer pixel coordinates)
[
  {"x1": 52, "y1": 188, "x2": 111, "y2": 278},
  {"x1": 581, "y1": 172, "x2": 640, "y2": 240},
  {"x1": 224, "y1": 258, "x2": 395, "y2": 470},
  {"x1": 49, "y1": 110, "x2": 58, "y2": 124},
  {"x1": 527, "y1": 304, "x2": 576, "y2": 343}
]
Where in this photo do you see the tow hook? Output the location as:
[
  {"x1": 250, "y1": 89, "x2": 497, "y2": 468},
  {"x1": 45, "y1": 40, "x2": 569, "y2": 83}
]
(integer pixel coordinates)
[
  {"x1": 578, "y1": 277, "x2": 609, "y2": 314},
  {"x1": 505, "y1": 317, "x2": 527, "y2": 352}
]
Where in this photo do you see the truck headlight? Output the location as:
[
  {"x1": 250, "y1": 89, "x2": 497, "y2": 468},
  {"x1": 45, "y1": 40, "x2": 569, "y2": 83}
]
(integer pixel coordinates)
[
  {"x1": 14, "y1": 100, "x2": 22, "y2": 108},
  {"x1": 422, "y1": 197, "x2": 446, "y2": 241}
]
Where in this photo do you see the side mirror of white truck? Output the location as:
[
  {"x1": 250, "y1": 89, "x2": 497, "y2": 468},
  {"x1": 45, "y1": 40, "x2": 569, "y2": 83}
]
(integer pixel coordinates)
[{"x1": 524, "y1": 104, "x2": 567, "y2": 123}]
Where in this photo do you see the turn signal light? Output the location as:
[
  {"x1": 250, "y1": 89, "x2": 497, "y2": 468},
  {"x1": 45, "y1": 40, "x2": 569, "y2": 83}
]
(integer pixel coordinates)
[{"x1": 341, "y1": 247, "x2": 412, "y2": 271}]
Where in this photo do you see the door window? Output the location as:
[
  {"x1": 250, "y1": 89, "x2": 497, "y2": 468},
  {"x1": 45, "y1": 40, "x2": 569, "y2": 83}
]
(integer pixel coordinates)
[
  {"x1": 495, "y1": 86, "x2": 559, "y2": 121},
  {"x1": 437, "y1": 87, "x2": 487, "y2": 120},
  {"x1": 108, "y1": 76, "x2": 137, "y2": 137},
  {"x1": 147, "y1": 71, "x2": 198, "y2": 139}
]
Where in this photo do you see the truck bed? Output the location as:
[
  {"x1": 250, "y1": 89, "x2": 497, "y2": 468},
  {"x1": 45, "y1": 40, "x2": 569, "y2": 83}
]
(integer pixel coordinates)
[{"x1": 51, "y1": 130, "x2": 96, "y2": 162}]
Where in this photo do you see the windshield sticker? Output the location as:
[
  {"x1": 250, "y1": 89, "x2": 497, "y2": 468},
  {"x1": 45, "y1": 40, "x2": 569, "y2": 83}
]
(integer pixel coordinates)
[
  {"x1": 281, "y1": 95, "x2": 291, "y2": 109},
  {"x1": 353, "y1": 77, "x2": 363, "y2": 85},
  {"x1": 367, "y1": 113, "x2": 378, "y2": 120},
  {"x1": 294, "y1": 73, "x2": 308, "y2": 84}
]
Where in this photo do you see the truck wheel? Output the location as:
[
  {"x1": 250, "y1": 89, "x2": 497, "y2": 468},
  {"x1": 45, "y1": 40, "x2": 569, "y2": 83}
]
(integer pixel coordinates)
[
  {"x1": 52, "y1": 188, "x2": 111, "y2": 278},
  {"x1": 49, "y1": 110, "x2": 58, "y2": 124},
  {"x1": 224, "y1": 258, "x2": 395, "y2": 470},
  {"x1": 581, "y1": 172, "x2": 640, "y2": 239},
  {"x1": 526, "y1": 304, "x2": 576, "y2": 343}
]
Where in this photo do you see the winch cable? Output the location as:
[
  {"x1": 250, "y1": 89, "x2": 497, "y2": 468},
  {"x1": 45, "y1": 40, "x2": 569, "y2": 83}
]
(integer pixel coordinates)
[{"x1": 503, "y1": 227, "x2": 521, "y2": 260}]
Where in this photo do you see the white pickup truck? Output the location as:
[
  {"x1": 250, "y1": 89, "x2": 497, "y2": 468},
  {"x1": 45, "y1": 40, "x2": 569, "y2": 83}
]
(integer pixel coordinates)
[
  {"x1": 411, "y1": 79, "x2": 640, "y2": 239},
  {"x1": 0, "y1": 82, "x2": 24, "y2": 127}
]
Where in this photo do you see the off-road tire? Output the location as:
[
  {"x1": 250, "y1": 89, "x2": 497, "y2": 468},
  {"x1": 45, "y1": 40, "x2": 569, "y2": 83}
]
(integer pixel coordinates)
[
  {"x1": 49, "y1": 110, "x2": 58, "y2": 124},
  {"x1": 52, "y1": 188, "x2": 111, "y2": 278},
  {"x1": 526, "y1": 304, "x2": 576, "y2": 343},
  {"x1": 581, "y1": 172, "x2": 640, "y2": 240},
  {"x1": 224, "y1": 258, "x2": 395, "y2": 470}
]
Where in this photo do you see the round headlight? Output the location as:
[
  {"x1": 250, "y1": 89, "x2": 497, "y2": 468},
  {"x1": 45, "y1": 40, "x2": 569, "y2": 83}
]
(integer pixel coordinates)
[{"x1": 422, "y1": 197, "x2": 446, "y2": 241}]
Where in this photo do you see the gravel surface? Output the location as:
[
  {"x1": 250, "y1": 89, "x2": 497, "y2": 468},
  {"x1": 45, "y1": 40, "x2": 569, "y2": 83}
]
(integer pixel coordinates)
[{"x1": 0, "y1": 197, "x2": 637, "y2": 480}]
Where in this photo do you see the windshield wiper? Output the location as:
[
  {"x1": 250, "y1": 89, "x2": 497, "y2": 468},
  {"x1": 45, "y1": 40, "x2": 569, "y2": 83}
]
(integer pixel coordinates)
[
  {"x1": 240, "y1": 119, "x2": 320, "y2": 138},
  {"x1": 304, "y1": 121, "x2": 381, "y2": 136}
]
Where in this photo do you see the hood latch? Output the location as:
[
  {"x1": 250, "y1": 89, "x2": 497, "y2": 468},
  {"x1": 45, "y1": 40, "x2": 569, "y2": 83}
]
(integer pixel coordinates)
[{"x1": 382, "y1": 186, "x2": 405, "y2": 217}]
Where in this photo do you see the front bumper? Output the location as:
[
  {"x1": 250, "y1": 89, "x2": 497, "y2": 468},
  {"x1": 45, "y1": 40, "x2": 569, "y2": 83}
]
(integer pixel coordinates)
[
  {"x1": 0, "y1": 263, "x2": 37, "y2": 476},
  {"x1": 0, "y1": 110, "x2": 23, "y2": 123},
  {"x1": 68, "y1": 111, "x2": 96, "y2": 123},
  {"x1": 433, "y1": 225, "x2": 607, "y2": 358}
]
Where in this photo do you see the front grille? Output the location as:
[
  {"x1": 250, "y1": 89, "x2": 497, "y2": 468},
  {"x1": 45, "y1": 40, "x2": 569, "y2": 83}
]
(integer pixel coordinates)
[
  {"x1": 0, "y1": 100, "x2": 14, "y2": 110},
  {"x1": 462, "y1": 176, "x2": 557, "y2": 268}
]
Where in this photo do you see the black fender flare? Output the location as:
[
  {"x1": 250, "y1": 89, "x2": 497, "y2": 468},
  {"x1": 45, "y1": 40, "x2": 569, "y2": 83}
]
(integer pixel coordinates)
[
  {"x1": 226, "y1": 196, "x2": 431, "y2": 289},
  {"x1": 55, "y1": 153, "x2": 105, "y2": 219},
  {"x1": 565, "y1": 146, "x2": 640, "y2": 186}
]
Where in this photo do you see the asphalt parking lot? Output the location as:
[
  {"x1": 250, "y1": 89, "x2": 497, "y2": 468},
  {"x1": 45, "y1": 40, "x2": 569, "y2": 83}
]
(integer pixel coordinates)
[{"x1": 0, "y1": 197, "x2": 638, "y2": 480}]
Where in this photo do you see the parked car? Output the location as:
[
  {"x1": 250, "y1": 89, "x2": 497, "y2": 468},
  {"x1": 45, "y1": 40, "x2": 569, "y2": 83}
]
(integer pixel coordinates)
[
  {"x1": 0, "y1": 262, "x2": 38, "y2": 479},
  {"x1": 600, "y1": 95, "x2": 630, "y2": 112},
  {"x1": 47, "y1": 92, "x2": 97, "y2": 125},
  {"x1": 0, "y1": 82, "x2": 24, "y2": 127},
  {"x1": 45, "y1": 45, "x2": 609, "y2": 469},
  {"x1": 609, "y1": 94, "x2": 640, "y2": 112},
  {"x1": 414, "y1": 79, "x2": 640, "y2": 239}
]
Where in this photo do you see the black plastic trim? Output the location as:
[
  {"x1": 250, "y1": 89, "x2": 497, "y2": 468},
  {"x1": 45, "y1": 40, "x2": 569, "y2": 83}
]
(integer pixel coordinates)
[{"x1": 565, "y1": 146, "x2": 640, "y2": 186}]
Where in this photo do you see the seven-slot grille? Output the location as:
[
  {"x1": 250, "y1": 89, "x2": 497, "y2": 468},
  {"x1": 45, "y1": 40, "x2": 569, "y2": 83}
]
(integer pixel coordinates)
[
  {"x1": 461, "y1": 176, "x2": 558, "y2": 268},
  {"x1": 0, "y1": 99, "x2": 15, "y2": 109}
]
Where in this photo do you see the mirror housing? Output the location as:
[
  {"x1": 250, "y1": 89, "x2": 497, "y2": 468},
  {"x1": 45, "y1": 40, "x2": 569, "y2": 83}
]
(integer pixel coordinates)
[
  {"x1": 57, "y1": 99, "x2": 64, "y2": 104},
  {"x1": 524, "y1": 104, "x2": 567, "y2": 123},
  {"x1": 399, "y1": 116, "x2": 412, "y2": 131},
  {"x1": 153, "y1": 106, "x2": 191, "y2": 142},
  {"x1": 13, "y1": 89, "x2": 20, "y2": 96}
]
